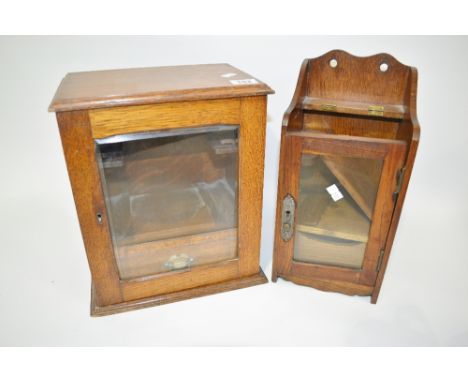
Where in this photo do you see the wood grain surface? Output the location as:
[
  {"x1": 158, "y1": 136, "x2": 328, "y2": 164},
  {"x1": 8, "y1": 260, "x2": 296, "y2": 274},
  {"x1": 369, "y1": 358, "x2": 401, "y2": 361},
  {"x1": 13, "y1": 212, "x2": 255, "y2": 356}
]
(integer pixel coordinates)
[
  {"x1": 91, "y1": 269, "x2": 268, "y2": 316},
  {"x1": 49, "y1": 63, "x2": 273, "y2": 112},
  {"x1": 90, "y1": 98, "x2": 241, "y2": 138},
  {"x1": 57, "y1": 111, "x2": 123, "y2": 306},
  {"x1": 273, "y1": 50, "x2": 419, "y2": 302},
  {"x1": 53, "y1": 75, "x2": 271, "y2": 314},
  {"x1": 238, "y1": 96, "x2": 267, "y2": 277}
]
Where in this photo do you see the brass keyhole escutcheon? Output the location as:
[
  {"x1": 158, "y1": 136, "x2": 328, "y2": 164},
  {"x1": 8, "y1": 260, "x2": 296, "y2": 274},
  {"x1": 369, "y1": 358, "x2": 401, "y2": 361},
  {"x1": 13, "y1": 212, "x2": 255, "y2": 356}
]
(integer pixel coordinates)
[
  {"x1": 164, "y1": 254, "x2": 195, "y2": 270},
  {"x1": 281, "y1": 194, "x2": 295, "y2": 241}
]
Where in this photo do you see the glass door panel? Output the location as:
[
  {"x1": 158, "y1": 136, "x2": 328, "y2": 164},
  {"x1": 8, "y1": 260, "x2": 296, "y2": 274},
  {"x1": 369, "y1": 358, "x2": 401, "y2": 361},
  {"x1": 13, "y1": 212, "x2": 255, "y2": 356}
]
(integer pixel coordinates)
[
  {"x1": 293, "y1": 153, "x2": 383, "y2": 269},
  {"x1": 96, "y1": 125, "x2": 239, "y2": 279}
]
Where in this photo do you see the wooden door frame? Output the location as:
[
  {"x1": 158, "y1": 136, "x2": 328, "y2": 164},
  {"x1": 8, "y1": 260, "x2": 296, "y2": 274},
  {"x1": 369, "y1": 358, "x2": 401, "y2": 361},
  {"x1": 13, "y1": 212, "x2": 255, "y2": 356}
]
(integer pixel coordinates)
[
  {"x1": 58, "y1": 96, "x2": 267, "y2": 309},
  {"x1": 273, "y1": 131, "x2": 406, "y2": 288}
]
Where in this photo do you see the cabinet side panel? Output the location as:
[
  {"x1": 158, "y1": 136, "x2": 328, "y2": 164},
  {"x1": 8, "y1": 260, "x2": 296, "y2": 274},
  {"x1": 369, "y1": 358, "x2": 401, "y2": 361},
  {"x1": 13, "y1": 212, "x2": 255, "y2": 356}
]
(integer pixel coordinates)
[
  {"x1": 57, "y1": 111, "x2": 123, "y2": 306},
  {"x1": 238, "y1": 96, "x2": 267, "y2": 276},
  {"x1": 372, "y1": 67, "x2": 420, "y2": 303},
  {"x1": 371, "y1": 138, "x2": 418, "y2": 303}
]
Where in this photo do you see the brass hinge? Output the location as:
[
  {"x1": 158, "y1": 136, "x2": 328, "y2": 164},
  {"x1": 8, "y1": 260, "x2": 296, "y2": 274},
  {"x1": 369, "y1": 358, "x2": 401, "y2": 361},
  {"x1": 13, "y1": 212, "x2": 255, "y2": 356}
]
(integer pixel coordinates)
[
  {"x1": 376, "y1": 249, "x2": 385, "y2": 272},
  {"x1": 393, "y1": 166, "x2": 406, "y2": 202},
  {"x1": 368, "y1": 104, "x2": 384, "y2": 116},
  {"x1": 320, "y1": 103, "x2": 337, "y2": 112}
]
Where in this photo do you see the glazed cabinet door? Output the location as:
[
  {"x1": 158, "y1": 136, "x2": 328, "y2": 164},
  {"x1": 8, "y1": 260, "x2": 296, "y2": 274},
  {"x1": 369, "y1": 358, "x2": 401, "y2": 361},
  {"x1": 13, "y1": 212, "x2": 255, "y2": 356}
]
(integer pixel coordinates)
[
  {"x1": 95, "y1": 125, "x2": 240, "y2": 280},
  {"x1": 273, "y1": 131, "x2": 406, "y2": 288},
  {"x1": 58, "y1": 97, "x2": 266, "y2": 308}
]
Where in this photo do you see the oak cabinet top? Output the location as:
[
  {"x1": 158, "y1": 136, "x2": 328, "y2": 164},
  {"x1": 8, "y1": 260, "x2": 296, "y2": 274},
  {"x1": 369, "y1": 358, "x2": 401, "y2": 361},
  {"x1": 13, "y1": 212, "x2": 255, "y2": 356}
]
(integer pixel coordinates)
[{"x1": 49, "y1": 63, "x2": 274, "y2": 112}]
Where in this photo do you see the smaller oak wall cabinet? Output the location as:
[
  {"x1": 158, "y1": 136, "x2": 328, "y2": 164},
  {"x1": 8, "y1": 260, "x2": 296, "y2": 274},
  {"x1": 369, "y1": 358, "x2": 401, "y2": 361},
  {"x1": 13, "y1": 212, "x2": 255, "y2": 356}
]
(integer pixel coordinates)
[
  {"x1": 272, "y1": 50, "x2": 419, "y2": 303},
  {"x1": 49, "y1": 64, "x2": 273, "y2": 316}
]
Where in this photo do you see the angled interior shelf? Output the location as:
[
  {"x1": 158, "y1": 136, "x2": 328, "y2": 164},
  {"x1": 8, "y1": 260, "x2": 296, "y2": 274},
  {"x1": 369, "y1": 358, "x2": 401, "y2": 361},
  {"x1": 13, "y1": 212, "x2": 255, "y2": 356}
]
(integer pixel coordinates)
[
  {"x1": 295, "y1": 156, "x2": 371, "y2": 243},
  {"x1": 296, "y1": 199, "x2": 369, "y2": 243},
  {"x1": 321, "y1": 156, "x2": 383, "y2": 220}
]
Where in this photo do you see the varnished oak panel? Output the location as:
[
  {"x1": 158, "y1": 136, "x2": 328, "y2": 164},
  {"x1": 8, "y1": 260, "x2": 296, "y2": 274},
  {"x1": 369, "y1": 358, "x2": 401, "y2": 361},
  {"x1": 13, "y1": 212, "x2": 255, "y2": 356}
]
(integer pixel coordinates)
[
  {"x1": 272, "y1": 133, "x2": 302, "y2": 280},
  {"x1": 238, "y1": 96, "x2": 267, "y2": 277},
  {"x1": 91, "y1": 269, "x2": 268, "y2": 316},
  {"x1": 372, "y1": 67, "x2": 420, "y2": 303},
  {"x1": 278, "y1": 274, "x2": 373, "y2": 297},
  {"x1": 121, "y1": 260, "x2": 240, "y2": 301},
  {"x1": 89, "y1": 98, "x2": 240, "y2": 138},
  {"x1": 273, "y1": 50, "x2": 419, "y2": 304},
  {"x1": 303, "y1": 112, "x2": 400, "y2": 140},
  {"x1": 51, "y1": 63, "x2": 273, "y2": 315},
  {"x1": 57, "y1": 111, "x2": 122, "y2": 306},
  {"x1": 117, "y1": 229, "x2": 237, "y2": 280},
  {"x1": 306, "y1": 50, "x2": 411, "y2": 111},
  {"x1": 49, "y1": 63, "x2": 273, "y2": 112},
  {"x1": 294, "y1": 131, "x2": 402, "y2": 158}
]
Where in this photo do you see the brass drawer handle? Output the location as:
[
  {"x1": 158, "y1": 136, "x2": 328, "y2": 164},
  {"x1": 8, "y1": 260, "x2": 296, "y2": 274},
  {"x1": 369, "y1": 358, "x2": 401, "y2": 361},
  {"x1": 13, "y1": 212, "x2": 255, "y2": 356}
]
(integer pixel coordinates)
[{"x1": 164, "y1": 254, "x2": 195, "y2": 270}]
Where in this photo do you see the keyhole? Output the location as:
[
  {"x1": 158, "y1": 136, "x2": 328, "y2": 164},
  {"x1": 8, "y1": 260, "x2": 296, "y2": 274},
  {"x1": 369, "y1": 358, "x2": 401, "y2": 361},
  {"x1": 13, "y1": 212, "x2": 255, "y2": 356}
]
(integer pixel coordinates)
[{"x1": 97, "y1": 213, "x2": 103, "y2": 224}]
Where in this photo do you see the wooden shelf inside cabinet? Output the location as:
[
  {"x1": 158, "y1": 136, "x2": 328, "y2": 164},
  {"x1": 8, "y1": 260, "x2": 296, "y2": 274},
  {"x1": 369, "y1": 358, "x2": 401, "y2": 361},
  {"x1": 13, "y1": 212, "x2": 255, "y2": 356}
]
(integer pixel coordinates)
[
  {"x1": 50, "y1": 63, "x2": 273, "y2": 316},
  {"x1": 273, "y1": 50, "x2": 420, "y2": 304},
  {"x1": 296, "y1": 198, "x2": 370, "y2": 243}
]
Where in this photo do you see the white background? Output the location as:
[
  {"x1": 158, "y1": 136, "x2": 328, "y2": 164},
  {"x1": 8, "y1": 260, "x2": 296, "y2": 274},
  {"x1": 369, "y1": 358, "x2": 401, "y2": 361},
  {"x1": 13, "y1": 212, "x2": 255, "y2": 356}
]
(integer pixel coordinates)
[{"x1": 1, "y1": 36, "x2": 467, "y2": 346}]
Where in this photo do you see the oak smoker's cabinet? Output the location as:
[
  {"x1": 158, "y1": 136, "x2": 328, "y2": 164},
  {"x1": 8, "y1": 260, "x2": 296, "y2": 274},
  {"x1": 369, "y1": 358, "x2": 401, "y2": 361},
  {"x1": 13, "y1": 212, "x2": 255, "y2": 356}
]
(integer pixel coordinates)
[
  {"x1": 272, "y1": 51, "x2": 419, "y2": 303},
  {"x1": 49, "y1": 64, "x2": 273, "y2": 316}
]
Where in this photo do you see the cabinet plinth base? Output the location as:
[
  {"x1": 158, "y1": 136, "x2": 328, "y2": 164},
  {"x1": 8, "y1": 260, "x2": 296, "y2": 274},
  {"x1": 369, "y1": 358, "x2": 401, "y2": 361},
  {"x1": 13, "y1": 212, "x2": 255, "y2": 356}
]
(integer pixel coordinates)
[
  {"x1": 90, "y1": 268, "x2": 268, "y2": 316},
  {"x1": 277, "y1": 273, "x2": 373, "y2": 298}
]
